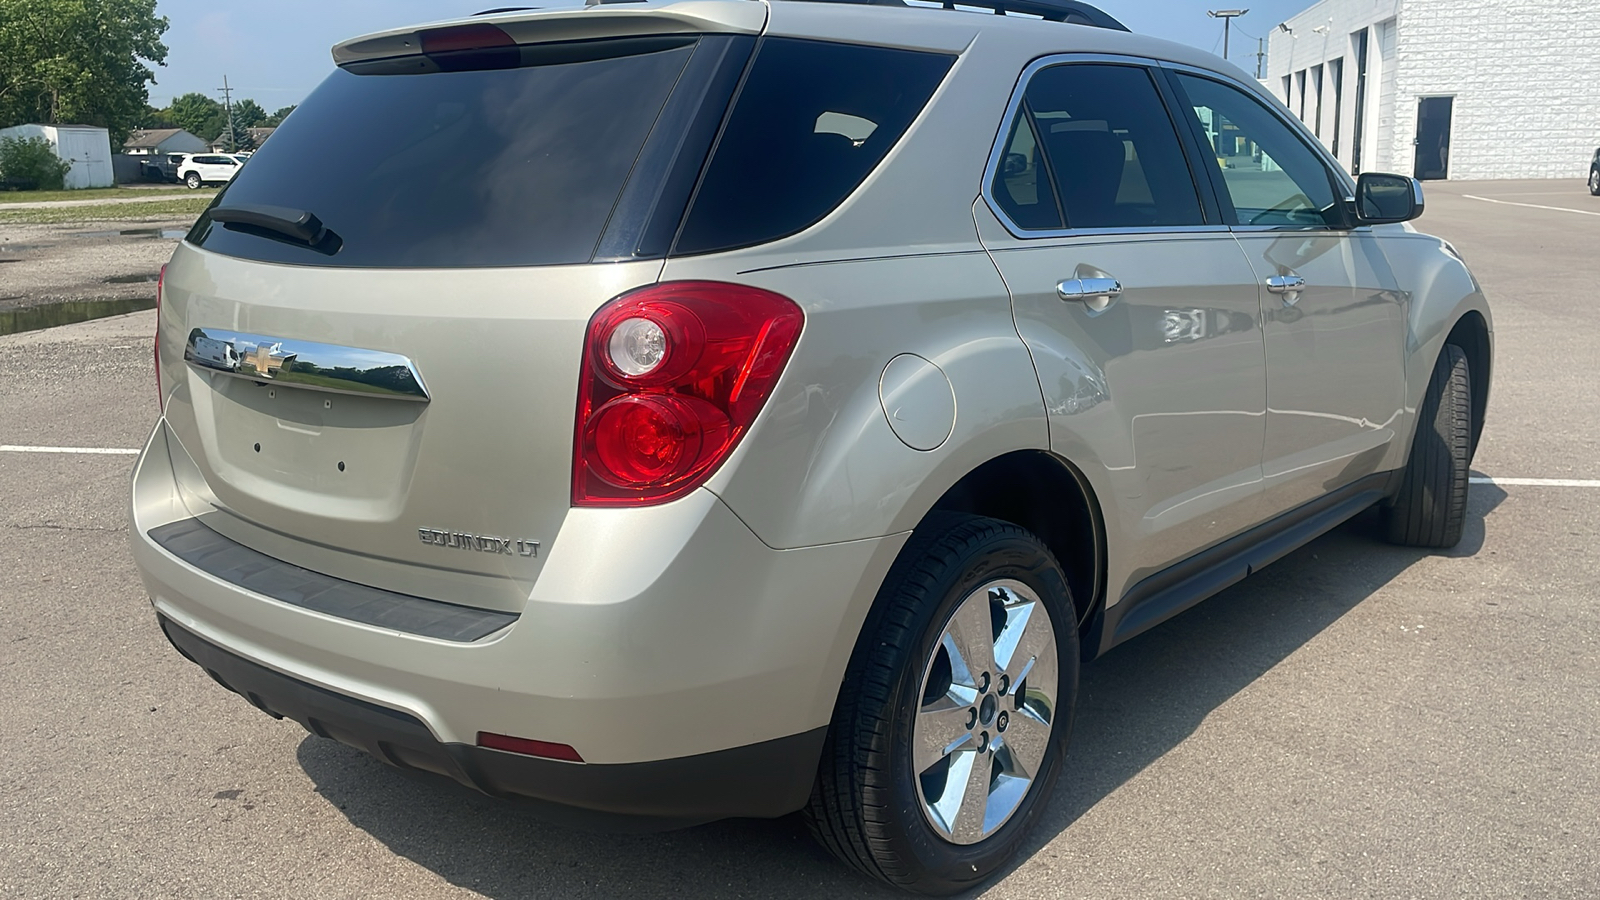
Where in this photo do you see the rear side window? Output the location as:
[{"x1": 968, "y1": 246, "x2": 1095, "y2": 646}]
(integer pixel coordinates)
[
  {"x1": 991, "y1": 63, "x2": 1206, "y2": 231},
  {"x1": 673, "y1": 39, "x2": 954, "y2": 256},
  {"x1": 191, "y1": 37, "x2": 710, "y2": 268}
]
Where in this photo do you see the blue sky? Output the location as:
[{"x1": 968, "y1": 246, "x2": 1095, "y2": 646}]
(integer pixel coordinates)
[{"x1": 146, "y1": 0, "x2": 1315, "y2": 110}]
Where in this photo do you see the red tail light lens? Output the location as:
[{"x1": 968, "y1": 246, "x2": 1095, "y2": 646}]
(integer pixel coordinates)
[
  {"x1": 154, "y1": 264, "x2": 165, "y2": 412},
  {"x1": 574, "y1": 281, "x2": 804, "y2": 507}
]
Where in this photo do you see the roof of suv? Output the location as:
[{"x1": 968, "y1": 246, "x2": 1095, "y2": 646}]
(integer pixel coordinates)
[{"x1": 330, "y1": 0, "x2": 1255, "y2": 87}]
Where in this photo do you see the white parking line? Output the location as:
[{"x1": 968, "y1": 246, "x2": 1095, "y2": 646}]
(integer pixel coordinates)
[
  {"x1": 0, "y1": 445, "x2": 139, "y2": 455},
  {"x1": 1469, "y1": 476, "x2": 1600, "y2": 488},
  {"x1": 1462, "y1": 194, "x2": 1600, "y2": 217}
]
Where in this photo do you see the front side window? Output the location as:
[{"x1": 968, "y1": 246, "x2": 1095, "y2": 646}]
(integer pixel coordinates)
[
  {"x1": 990, "y1": 63, "x2": 1206, "y2": 231},
  {"x1": 1173, "y1": 73, "x2": 1342, "y2": 228}
]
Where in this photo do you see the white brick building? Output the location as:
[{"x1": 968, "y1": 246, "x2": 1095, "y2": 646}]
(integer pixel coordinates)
[{"x1": 1266, "y1": 0, "x2": 1600, "y2": 180}]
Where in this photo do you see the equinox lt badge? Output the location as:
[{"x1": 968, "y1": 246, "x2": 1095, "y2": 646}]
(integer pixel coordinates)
[{"x1": 418, "y1": 528, "x2": 538, "y2": 558}]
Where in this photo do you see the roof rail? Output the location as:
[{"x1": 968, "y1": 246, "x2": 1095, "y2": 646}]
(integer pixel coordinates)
[{"x1": 782, "y1": 0, "x2": 1130, "y2": 31}]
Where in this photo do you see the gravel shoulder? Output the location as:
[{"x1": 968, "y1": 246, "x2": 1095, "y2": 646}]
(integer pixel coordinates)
[{"x1": 0, "y1": 217, "x2": 193, "y2": 309}]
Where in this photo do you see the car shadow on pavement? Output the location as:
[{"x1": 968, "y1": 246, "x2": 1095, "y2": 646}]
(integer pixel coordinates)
[
  {"x1": 296, "y1": 485, "x2": 1503, "y2": 899},
  {"x1": 1006, "y1": 481, "x2": 1506, "y2": 883}
]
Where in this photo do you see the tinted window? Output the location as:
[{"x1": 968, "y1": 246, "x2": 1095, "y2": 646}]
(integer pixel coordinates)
[
  {"x1": 992, "y1": 108, "x2": 1061, "y2": 229},
  {"x1": 191, "y1": 38, "x2": 701, "y2": 268},
  {"x1": 674, "y1": 38, "x2": 953, "y2": 255},
  {"x1": 995, "y1": 64, "x2": 1205, "y2": 230},
  {"x1": 1174, "y1": 73, "x2": 1341, "y2": 227}
]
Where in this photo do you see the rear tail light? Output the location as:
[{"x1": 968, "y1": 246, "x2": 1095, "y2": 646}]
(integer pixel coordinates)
[
  {"x1": 573, "y1": 281, "x2": 804, "y2": 507},
  {"x1": 154, "y1": 264, "x2": 166, "y2": 412}
]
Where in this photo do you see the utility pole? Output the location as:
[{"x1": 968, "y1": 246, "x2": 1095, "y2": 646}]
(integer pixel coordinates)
[
  {"x1": 216, "y1": 75, "x2": 235, "y2": 153},
  {"x1": 1208, "y1": 9, "x2": 1249, "y2": 61},
  {"x1": 1255, "y1": 36, "x2": 1266, "y2": 78}
]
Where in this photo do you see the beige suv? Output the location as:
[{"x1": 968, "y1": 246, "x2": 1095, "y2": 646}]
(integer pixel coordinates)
[{"x1": 129, "y1": 0, "x2": 1491, "y2": 892}]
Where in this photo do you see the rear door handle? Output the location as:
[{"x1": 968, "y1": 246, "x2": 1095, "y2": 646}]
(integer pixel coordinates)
[
  {"x1": 1058, "y1": 277, "x2": 1123, "y2": 301},
  {"x1": 1265, "y1": 274, "x2": 1305, "y2": 294}
]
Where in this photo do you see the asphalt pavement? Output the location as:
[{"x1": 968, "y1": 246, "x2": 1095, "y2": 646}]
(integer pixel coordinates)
[{"x1": 1, "y1": 179, "x2": 1596, "y2": 898}]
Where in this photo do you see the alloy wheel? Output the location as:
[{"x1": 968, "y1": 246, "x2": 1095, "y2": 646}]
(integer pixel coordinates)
[{"x1": 912, "y1": 578, "x2": 1058, "y2": 845}]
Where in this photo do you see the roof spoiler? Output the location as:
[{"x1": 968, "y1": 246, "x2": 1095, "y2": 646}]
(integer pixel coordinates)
[{"x1": 332, "y1": 1, "x2": 766, "y2": 68}]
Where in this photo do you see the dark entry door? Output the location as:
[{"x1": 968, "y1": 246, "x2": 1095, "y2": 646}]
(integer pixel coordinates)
[{"x1": 1413, "y1": 96, "x2": 1453, "y2": 180}]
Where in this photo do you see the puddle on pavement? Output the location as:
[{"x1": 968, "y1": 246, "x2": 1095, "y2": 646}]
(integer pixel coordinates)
[
  {"x1": 71, "y1": 227, "x2": 186, "y2": 240},
  {"x1": 103, "y1": 273, "x2": 160, "y2": 284},
  {"x1": 0, "y1": 298, "x2": 157, "y2": 337}
]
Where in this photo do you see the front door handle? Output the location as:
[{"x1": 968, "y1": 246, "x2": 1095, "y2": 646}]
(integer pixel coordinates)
[
  {"x1": 1265, "y1": 274, "x2": 1306, "y2": 294},
  {"x1": 1058, "y1": 277, "x2": 1123, "y2": 301}
]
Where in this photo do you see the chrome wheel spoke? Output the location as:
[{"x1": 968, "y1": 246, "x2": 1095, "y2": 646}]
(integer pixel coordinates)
[
  {"x1": 915, "y1": 695, "x2": 976, "y2": 772},
  {"x1": 912, "y1": 577, "x2": 1059, "y2": 846},
  {"x1": 994, "y1": 597, "x2": 1051, "y2": 686},
  {"x1": 997, "y1": 704, "x2": 1051, "y2": 778},
  {"x1": 946, "y1": 746, "x2": 993, "y2": 844},
  {"x1": 943, "y1": 593, "x2": 995, "y2": 686}
]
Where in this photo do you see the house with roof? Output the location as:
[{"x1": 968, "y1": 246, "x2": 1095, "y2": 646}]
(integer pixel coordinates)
[
  {"x1": 209, "y1": 127, "x2": 276, "y2": 153},
  {"x1": 122, "y1": 128, "x2": 209, "y2": 156}
]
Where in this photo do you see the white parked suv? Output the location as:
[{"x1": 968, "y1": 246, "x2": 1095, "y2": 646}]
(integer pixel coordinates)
[
  {"x1": 131, "y1": 0, "x2": 1491, "y2": 892},
  {"x1": 176, "y1": 153, "x2": 242, "y2": 188}
]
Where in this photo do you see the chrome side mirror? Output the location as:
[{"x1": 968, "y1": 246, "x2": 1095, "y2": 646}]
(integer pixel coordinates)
[{"x1": 1355, "y1": 172, "x2": 1424, "y2": 225}]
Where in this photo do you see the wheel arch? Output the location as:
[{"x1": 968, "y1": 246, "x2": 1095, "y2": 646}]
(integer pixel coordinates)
[
  {"x1": 1389, "y1": 234, "x2": 1492, "y2": 470},
  {"x1": 925, "y1": 450, "x2": 1106, "y2": 632},
  {"x1": 1445, "y1": 309, "x2": 1491, "y2": 458}
]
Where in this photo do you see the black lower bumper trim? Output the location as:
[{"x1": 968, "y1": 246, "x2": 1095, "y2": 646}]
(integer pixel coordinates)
[
  {"x1": 148, "y1": 518, "x2": 518, "y2": 642},
  {"x1": 158, "y1": 616, "x2": 825, "y2": 830}
]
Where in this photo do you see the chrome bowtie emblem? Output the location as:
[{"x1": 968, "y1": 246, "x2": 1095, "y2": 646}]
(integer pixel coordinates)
[{"x1": 242, "y1": 341, "x2": 294, "y2": 378}]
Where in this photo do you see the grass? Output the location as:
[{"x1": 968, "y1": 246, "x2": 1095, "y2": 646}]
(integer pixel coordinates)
[
  {"x1": 0, "y1": 186, "x2": 207, "y2": 204},
  {"x1": 0, "y1": 196, "x2": 213, "y2": 224}
]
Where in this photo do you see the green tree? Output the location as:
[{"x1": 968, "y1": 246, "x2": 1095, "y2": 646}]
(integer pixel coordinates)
[
  {"x1": 0, "y1": 135, "x2": 73, "y2": 190},
  {"x1": 265, "y1": 105, "x2": 296, "y2": 127},
  {"x1": 136, "y1": 103, "x2": 174, "y2": 129},
  {"x1": 0, "y1": 0, "x2": 170, "y2": 145},
  {"x1": 231, "y1": 98, "x2": 265, "y2": 130},
  {"x1": 165, "y1": 92, "x2": 221, "y2": 139}
]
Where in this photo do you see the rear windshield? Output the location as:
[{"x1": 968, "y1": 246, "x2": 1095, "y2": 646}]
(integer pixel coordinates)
[{"x1": 190, "y1": 37, "x2": 702, "y2": 269}]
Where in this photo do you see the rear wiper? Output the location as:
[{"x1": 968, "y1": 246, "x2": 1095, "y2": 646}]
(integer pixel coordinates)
[
  {"x1": 210, "y1": 204, "x2": 327, "y2": 244},
  {"x1": 209, "y1": 204, "x2": 341, "y2": 255}
]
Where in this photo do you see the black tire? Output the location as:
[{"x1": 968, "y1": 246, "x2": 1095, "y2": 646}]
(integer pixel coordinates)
[
  {"x1": 184, "y1": 172, "x2": 202, "y2": 189},
  {"x1": 1589, "y1": 168, "x2": 1600, "y2": 196},
  {"x1": 1383, "y1": 343, "x2": 1472, "y2": 548},
  {"x1": 805, "y1": 513, "x2": 1079, "y2": 895}
]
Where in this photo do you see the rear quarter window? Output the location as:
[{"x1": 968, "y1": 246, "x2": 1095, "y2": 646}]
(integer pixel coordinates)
[{"x1": 672, "y1": 38, "x2": 954, "y2": 256}]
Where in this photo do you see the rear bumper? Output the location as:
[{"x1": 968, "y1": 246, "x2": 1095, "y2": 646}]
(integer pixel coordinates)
[
  {"x1": 160, "y1": 615, "x2": 825, "y2": 828},
  {"x1": 131, "y1": 420, "x2": 905, "y2": 823}
]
